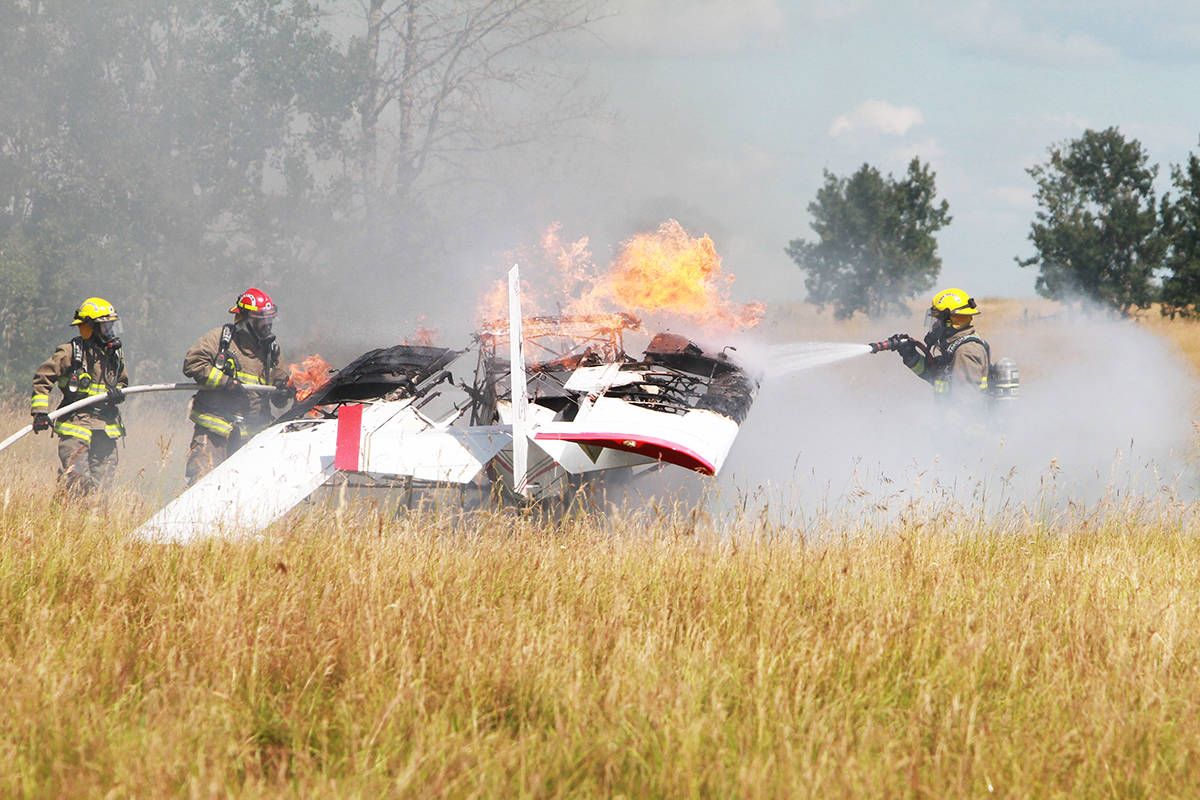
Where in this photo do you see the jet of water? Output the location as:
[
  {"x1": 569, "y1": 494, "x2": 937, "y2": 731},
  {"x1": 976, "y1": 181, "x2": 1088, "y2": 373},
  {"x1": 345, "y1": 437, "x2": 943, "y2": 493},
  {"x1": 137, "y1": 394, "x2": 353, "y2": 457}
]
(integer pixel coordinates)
[{"x1": 764, "y1": 342, "x2": 872, "y2": 378}]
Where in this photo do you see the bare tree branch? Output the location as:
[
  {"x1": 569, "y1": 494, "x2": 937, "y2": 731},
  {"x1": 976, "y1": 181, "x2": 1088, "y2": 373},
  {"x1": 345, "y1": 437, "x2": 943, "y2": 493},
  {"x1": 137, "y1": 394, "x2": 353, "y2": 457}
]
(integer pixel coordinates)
[{"x1": 351, "y1": 0, "x2": 606, "y2": 205}]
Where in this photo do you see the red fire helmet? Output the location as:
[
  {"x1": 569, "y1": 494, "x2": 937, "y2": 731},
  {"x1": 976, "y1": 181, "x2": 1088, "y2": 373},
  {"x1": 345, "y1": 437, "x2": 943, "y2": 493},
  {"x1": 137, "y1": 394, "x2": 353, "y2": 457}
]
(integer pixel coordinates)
[{"x1": 229, "y1": 287, "x2": 277, "y2": 318}]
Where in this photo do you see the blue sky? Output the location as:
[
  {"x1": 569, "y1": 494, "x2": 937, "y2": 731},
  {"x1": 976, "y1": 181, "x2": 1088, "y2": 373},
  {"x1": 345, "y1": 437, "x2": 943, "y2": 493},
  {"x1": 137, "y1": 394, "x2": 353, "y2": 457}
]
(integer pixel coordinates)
[{"x1": 535, "y1": 0, "x2": 1200, "y2": 303}]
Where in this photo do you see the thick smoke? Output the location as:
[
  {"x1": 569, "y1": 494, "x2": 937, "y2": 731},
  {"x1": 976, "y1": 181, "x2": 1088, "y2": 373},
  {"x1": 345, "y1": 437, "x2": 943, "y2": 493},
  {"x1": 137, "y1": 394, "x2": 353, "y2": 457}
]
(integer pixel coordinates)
[{"x1": 716, "y1": 305, "x2": 1199, "y2": 521}]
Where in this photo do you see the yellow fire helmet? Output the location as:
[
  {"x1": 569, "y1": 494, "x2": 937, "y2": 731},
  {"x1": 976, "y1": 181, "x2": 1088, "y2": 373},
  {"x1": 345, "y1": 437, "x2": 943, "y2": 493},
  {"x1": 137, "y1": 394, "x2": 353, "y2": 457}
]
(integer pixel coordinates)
[
  {"x1": 71, "y1": 296, "x2": 120, "y2": 325},
  {"x1": 930, "y1": 287, "x2": 979, "y2": 317}
]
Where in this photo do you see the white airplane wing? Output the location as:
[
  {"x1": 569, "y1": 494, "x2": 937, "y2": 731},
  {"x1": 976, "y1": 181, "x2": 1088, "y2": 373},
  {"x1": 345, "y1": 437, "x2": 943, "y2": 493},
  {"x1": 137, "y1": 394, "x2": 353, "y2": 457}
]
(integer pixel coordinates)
[
  {"x1": 135, "y1": 415, "x2": 344, "y2": 544},
  {"x1": 135, "y1": 399, "x2": 510, "y2": 543},
  {"x1": 360, "y1": 424, "x2": 512, "y2": 483}
]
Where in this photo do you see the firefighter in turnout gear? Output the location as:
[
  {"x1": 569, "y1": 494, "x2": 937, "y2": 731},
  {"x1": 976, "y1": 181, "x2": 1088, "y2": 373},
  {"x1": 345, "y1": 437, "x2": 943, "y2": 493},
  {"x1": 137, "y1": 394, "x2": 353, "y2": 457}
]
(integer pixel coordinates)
[
  {"x1": 30, "y1": 297, "x2": 129, "y2": 494},
  {"x1": 182, "y1": 288, "x2": 291, "y2": 484},
  {"x1": 892, "y1": 288, "x2": 991, "y2": 406}
]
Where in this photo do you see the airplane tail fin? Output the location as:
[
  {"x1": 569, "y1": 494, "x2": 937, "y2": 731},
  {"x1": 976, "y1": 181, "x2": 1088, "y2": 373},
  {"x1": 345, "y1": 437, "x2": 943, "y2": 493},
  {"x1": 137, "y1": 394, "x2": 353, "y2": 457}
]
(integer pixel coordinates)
[{"x1": 507, "y1": 264, "x2": 530, "y2": 497}]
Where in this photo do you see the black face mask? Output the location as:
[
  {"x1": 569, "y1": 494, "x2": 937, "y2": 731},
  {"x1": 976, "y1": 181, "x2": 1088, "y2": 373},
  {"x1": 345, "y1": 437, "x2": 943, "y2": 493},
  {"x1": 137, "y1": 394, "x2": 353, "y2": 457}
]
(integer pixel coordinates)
[
  {"x1": 924, "y1": 319, "x2": 947, "y2": 348},
  {"x1": 248, "y1": 316, "x2": 274, "y2": 342},
  {"x1": 95, "y1": 319, "x2": 123, "y2": 345}
]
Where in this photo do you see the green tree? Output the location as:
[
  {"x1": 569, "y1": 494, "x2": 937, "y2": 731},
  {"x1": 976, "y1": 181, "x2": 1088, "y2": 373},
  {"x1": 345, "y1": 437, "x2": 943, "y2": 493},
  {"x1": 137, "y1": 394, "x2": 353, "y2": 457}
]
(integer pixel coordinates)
[
  {"x1": 1160, "y1": 144, "x2": 1200, "y2": 317},
  {"x1": 0, "y1": 0, "x2": 352, "y2": 386},
  {"x1": 785, "y1": 158, "x2": 951, "y2": 319},
  {"x1": 1017, "y1": 127, "x2": 1165, "y2": 314}
]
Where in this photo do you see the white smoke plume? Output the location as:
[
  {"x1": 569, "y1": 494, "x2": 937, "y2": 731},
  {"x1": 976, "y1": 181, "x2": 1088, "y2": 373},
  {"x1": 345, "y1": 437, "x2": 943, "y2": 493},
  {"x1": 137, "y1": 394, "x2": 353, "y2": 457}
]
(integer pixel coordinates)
[{"x1": 711, "y1": 303, "x2": 1199, "y2": 524}]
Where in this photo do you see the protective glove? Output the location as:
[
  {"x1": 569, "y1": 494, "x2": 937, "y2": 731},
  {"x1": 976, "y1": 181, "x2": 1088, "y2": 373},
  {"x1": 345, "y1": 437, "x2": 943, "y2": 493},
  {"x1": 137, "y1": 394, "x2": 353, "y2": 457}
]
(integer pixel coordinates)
[
  {"x1": 214, "y1": 358, "x2": 242, "y2": 390},
  {"x1": 270, "y1": 378, "x2": 295, "y2": 408},
  {"x1": 32, "y1": 413, "x2": 50, "y2": 433},
  {"x1": 106, "y1": 386, "x2": 126, "y2": 405},
  {"x1": 895, "y1": 338, "x2": 921, "y2": 368}
]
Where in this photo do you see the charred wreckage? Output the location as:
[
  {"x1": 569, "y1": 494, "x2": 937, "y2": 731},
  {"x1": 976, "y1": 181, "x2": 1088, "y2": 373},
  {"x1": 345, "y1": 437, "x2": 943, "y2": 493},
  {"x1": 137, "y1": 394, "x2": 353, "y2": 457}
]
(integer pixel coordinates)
[{"x1": 136, "y1": 267, "x2": 759, "y2": 542}]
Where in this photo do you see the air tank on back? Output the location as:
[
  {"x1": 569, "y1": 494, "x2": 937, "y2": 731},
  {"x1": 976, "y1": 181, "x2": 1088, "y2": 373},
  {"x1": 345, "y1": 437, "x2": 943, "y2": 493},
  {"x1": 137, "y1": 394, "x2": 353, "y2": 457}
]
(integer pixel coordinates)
[{"x1": 989, "y1": 357, "x2": 1019, "y2": 404}]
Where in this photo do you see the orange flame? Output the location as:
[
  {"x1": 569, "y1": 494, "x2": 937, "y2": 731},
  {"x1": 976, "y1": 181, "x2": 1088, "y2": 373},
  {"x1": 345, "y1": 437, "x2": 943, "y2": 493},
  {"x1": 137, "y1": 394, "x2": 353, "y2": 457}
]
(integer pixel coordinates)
[
  {"x1": 476, "y1": 220, "x2": 762, "y2": 331},
  {"x1": 601, "y1": 220, "x2": 763, "y2": 328},
  {"x1": 402, "y1": 325, "x2": 438, "y2": 346},
  {"x1": 288, "y1": 354, "x2": 333, "y2": 402},
  {"x1": 477, "y1": 223, "x2": 592, "y2": 323},
  {"x1": 477, "y1": 279, "x2": 511, "y2": 324}
]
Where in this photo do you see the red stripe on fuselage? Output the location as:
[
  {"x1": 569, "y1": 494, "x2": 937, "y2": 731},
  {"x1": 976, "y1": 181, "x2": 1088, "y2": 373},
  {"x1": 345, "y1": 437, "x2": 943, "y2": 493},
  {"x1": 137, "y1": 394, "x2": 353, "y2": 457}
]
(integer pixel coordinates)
[
  {"x1": 533, "y1": 431, "x2": 715, "y2": 475},
  {"x1": 335, "y1": 404, "x2": 363, "y2": 472}
]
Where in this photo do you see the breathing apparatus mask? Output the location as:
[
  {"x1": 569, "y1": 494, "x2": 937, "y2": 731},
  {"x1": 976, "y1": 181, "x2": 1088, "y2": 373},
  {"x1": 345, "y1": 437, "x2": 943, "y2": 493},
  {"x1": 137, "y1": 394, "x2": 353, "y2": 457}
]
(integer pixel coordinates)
[
  {"x1": 95, "y1": 318, "x2": 123, "y2": 350},
  {"x1": 924, "y1": 307, "x2": 975, "y2": 348},
  {"x1": 248, "y1": 315, "x2": 274, "y2": 342},
  {"x1": 237, "y1": 313, "x2": 276, "y2": 350},
  {"x1": 924, "y1": 309, "x2": 949, "y2": 348}
]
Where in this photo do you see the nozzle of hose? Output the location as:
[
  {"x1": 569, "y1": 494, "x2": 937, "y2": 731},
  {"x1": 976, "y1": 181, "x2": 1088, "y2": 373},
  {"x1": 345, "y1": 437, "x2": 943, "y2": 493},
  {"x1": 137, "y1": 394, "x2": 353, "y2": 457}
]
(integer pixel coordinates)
[{"x1": 868, "y1": 334, "x2": 914, "y2": 353}]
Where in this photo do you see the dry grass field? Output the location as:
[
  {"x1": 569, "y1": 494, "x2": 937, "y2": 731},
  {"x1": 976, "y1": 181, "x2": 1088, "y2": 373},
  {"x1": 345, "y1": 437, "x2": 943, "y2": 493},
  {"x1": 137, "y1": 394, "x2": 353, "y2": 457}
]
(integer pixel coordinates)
[{"x1": 4, "y1": 299, "x2": 1200, "y2": 797}]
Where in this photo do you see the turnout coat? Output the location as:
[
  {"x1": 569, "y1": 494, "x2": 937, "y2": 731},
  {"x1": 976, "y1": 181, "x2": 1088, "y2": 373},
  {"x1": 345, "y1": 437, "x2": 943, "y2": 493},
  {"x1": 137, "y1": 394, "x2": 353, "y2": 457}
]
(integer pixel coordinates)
[{"x1": 183, "y1": 324, "x2": 287, "y2": 438}]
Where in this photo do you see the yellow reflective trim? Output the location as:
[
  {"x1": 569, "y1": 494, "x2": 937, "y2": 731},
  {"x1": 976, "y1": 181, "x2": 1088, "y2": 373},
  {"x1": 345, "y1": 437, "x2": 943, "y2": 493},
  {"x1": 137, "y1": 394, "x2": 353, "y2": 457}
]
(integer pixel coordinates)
[
  {"x1": 31, "y1": 394, "x2": 50, "y2": 411},
  {"x1": 102, "y1": 423, "x2": 124, "y2": 439},
  {"x1": 190, "y1": 410, "x2": 234, "y2": 436},
  {"x1": 53, "y1": 421, "x2": 93, "y2": 442},
  {"x1": 235, "y1": 372, "x2": 264, "y2": 385},
  {"x1": 57, "y1": 371, "x2": 92, "y2": 387},
  {"x1": 933, "y1": 380, "x2": 950, "y2": 395},
  {"x1": 909, "y1": 359, "x2": 926, "y2": 377},
  {"x1": 54, "y1": 373, "x2": 108, "y2": 394},
  {"x1": 204, "y1": 366, "x2": 225, "y2": 388}
]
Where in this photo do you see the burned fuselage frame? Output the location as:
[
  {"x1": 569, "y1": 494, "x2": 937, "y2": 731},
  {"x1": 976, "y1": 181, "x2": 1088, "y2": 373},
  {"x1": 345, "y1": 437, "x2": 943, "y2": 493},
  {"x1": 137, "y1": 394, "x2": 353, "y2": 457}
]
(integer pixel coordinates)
[
  {"x1": 470, "y1": 314, "x2": 757, "y2": 428},
  {"x1": 278, "y1": 344, "x2": 461, "y2": 423}
]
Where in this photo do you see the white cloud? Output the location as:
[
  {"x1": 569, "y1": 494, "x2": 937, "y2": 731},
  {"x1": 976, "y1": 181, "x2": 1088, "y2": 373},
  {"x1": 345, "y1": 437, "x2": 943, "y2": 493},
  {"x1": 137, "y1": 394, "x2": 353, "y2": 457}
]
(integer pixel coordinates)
[
  {"x1": 598, "y1": 0, "x2": 785, "y2": 55},
  {"x1": 829, "y1": 100, "x2": 924, "y2": 137}
]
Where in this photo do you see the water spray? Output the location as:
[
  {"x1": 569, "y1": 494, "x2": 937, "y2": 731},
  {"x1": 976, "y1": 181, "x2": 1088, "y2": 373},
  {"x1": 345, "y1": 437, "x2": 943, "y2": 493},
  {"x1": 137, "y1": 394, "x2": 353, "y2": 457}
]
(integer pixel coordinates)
[{"x1": 763, "y1": 342, "x2": 875, "y2": 379}]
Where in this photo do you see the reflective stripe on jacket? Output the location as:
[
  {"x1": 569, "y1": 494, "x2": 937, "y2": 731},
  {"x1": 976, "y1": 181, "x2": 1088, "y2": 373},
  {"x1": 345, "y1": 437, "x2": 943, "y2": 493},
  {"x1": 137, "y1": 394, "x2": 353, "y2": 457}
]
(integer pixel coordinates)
[
  {"x1": 53, "y1": 420, "x2": 125, "y2": 442},
  {"x1": 31, "y1": 339, "x2": 129, "y2": 437}
]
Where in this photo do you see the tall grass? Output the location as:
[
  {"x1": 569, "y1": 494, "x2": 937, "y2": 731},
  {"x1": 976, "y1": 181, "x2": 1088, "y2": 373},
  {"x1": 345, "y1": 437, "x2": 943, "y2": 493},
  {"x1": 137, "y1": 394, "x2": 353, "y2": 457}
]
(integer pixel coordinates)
[
  {"x1": 4, "y1": 303, "x2": 1200, "y2": 796},
  {"x1": 4, "y1": 451, "x2": 1200, "y2": 796}
]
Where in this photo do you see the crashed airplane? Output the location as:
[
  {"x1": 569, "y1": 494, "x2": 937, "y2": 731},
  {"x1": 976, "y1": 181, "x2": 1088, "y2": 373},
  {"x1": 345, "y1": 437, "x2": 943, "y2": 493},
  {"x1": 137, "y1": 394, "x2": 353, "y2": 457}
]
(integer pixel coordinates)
[{"x1": 135, "y1": 266, "x2": 759, "y2": 542}]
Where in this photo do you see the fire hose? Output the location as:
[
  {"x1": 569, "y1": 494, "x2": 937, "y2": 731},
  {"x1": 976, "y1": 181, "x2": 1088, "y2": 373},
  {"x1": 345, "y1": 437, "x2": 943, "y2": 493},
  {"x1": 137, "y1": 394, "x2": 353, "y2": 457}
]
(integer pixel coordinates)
[
  {"x1": 866, "y1": 334, "x2": 930, "y2": 359},
  {"x1": 0, "y1": 383, "x2": 282, "y2": 455}
]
